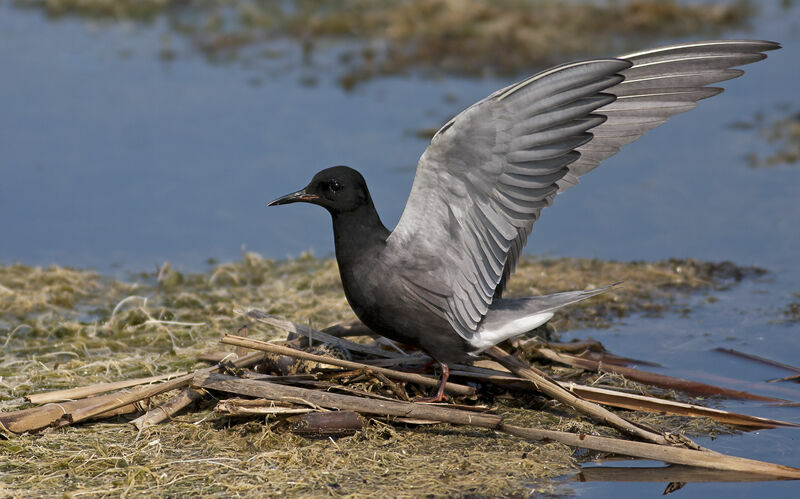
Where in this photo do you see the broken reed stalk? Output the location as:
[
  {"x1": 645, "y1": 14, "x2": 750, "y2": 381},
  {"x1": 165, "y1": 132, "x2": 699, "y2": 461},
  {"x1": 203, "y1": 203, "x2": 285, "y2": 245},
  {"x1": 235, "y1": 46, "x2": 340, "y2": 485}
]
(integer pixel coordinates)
[
  {"x1": 245, "y1": 318, "x2": 787, "y2": 427},
  {"x1": 67, "y1": 352, "x2": 266, "y2": 426},
  {"x1": 714, "y1": 347, "x2": 800, "y2": 374},
  {"x1": 535, "y1": 346, "x2": 784, "y2": 402},
  {"x1": 286, "y1": 411, "x2": 365, "y2": 438},
  {"x1": 194, "y1": 372, "x2": 800, "y2": 479},
  {"x1": 561, "y1": 383, "x2": 797, "y2": 429},
  {"x1": 770, "y1": 373, "x2": 800, "y2": 383},
  {"x1": 498, "y1": 425, "x2": 800, "y2": 479},
  {"x1": 244, "y1": 310, "x2": 404, "y2": 359},
  {"x1": 129, "y1": 388, "x2": 206, "y2": 430},
  {"x1": 66, "y1": 374, "x2": 194, "y2": 425},
  {"x1": 321, "y1": 320, "x2": 378, "y2": 338},
  {"x1": 216, "y1": 398, "x2": 318, "y2": 416},
  {"x1": 484, "y1": 346, "x2": 675, "y2": 447},
  {"x1": 234, "y1": 325, "x2": 250, "y2": 359},
  {"x1": 26, "y1": 371, "x2": 189, "y2": 405},
  {"x1": 220, "y1": 334, "x2": 475, "y2": 397},
  {"x1": 446, "y1": 365, "x2": 796, "y2": 429},
  {"x1": 0, "y1": 391, "x2": 145, "y2": 433},
  {"x1": 130, "y1": 351, "x2": 266, "y2": 430}
]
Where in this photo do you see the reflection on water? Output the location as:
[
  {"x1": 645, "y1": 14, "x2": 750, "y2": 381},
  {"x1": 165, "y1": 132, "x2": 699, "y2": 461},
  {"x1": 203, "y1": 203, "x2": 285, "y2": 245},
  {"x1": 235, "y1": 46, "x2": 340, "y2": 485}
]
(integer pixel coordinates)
[
  {"x1": 1, "y1": 0, "x2": 798, "y2": 272},
  {"x1": 575, "y1": 463, "x2": 783, "y2": 484},
  {"x1": 561, "y1": 461, "x2": 800, "y2": 496}
]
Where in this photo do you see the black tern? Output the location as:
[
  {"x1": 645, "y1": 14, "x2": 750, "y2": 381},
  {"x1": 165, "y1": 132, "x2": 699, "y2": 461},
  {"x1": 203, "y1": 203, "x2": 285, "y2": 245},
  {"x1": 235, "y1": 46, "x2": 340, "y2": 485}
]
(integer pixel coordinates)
[{"x1": 269, "y1": 40, "x2": 780, "y2": 401}]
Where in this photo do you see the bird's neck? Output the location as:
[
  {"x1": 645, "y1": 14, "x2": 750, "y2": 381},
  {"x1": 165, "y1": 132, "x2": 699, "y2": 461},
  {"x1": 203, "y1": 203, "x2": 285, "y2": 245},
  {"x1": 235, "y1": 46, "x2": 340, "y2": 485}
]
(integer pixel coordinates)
[{"x1": 330, "y1": 200, "x2": 390, "y2": 266}]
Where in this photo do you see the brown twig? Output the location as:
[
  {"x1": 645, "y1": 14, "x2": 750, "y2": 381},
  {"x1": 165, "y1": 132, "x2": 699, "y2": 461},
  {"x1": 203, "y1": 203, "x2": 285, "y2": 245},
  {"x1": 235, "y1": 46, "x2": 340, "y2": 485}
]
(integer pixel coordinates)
[
  {"x1": 1, "y1": 392, "x2": 147, "y2": 433},
  {"x1": 485, "y1": 346, "x2": 675, "y2": 446},
  {"x1": 244, "y1": 309, "x2": 404, "y2": 359},
  {"x1": 130, "y1": 388, "x2": 207, "y2": 431},
  {"x1": 220, "y1": 334, "x2": 475, "y2": 397},
  {"x1": 545, "y1": 338, "x2": 606, "y2": 353},
  {"x1": 321, "y1": 320, "x2": 377, "y2": 338},
  {"x1": 372, "y1": 370, "x2": 410, "y2": 401},
  {"x1": 216, "y1": 398, "x2": 318, "y2": 416},
  {"x1": 534, "y1": 346, "x2": 785, "y2": 402},
  {"x1": 443, "y1": 363, "x2": 796, "y2": 429},
  {"x1": 64, "y1": 352, "x2": 267, "y2": 426},
  {"x1": 130, "y1": 351, "x2": 266, "y2": 430},
  {"x1": 26, "y1": 371, "x2": 188, "y2": 404},
  {"x1": 574, "y1": 351, "x2": 662, "y2": 367},
  {"x1": 522, "y1": 338, "x2": 659, "y2": 366},
  {"x1": 769, "y1": 373, "x2": 800, "y2": 383},
  {"x1": 234, "y1": 324, "x2": 250, "y2": 358},
  {"x1": 561, "y1": 383, "x2": 797, "y2": 429},
  {"x1": 286, "y1": 411, "x2": 365, "y2": 438},
  {"x1": 194, "y1": 372, "x2": 800, "y2": 479},
  {"x1": 714, "y1": 347, "x2": 800, "y2": 374},
  {"x1": 65, "y1": 374, "x2": 194, "y2": 425}
]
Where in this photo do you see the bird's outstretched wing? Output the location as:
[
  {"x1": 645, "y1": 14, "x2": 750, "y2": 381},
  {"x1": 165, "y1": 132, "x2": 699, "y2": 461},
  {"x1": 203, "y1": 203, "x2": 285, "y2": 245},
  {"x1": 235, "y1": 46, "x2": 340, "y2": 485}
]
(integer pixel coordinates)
[{"x1": 385, "y1": 40, "x2": 780, "y2": 340}]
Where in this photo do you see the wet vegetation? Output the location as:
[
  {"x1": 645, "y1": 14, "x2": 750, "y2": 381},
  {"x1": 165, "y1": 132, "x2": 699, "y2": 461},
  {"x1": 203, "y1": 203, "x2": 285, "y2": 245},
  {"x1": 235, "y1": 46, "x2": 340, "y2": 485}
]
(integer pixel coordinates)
[
  {"x1": 735, "y1": 107, "x2": 800, "y2": 168},
  {"x1": 13, "y1": 0, "x2": 755, "y2": 88},
  {"x1": 783, "y1": 293, "x2": 800, "y2": 323},
  {"x1": 0, "y1": 254, "x2": 768, "y2": 496}
]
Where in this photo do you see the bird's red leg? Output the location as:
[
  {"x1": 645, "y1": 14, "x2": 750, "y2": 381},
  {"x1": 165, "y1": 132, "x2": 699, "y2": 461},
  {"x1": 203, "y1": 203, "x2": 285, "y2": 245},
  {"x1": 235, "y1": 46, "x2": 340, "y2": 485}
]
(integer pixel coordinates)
[{"x1": 415, "y1": 362, "x2": 449, "y2": 403}]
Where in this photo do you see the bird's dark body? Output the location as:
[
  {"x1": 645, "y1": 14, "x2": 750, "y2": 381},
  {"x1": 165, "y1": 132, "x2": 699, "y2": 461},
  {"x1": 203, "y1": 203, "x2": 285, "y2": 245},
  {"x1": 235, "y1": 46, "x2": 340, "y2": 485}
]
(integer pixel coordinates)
[
  {"x1": 330, "y1": 197, "x2": 471, "y2": 366},
  {"x1": 267, "y1": 40, "x2": 779, "y2": 400}
]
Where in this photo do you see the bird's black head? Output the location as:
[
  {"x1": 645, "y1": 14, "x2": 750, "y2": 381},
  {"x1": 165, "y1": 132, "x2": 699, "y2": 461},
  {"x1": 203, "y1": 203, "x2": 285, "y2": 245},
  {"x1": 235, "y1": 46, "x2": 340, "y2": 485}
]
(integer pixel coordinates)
[{"x1": 268, "y1": 166, "x2": 371, "y2": 214}]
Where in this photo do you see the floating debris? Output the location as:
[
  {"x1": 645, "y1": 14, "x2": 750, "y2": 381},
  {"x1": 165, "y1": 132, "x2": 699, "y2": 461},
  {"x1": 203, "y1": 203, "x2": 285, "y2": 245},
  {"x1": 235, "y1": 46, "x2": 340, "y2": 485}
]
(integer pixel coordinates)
[{"x1": 738, "y1": 108, "x2": 800, "y2": 168}]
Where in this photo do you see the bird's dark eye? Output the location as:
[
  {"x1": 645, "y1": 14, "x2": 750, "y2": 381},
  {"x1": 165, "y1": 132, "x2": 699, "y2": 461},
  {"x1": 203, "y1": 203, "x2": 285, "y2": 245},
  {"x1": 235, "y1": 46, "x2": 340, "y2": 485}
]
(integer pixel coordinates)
[{"x1": 329, "y1": 180, "x2": 342, "y2": 192}]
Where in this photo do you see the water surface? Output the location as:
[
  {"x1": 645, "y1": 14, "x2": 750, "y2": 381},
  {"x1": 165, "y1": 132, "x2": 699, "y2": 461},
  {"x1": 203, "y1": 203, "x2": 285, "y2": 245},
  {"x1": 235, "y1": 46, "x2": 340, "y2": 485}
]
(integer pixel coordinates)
[{"x1": 1, "y1": 0, "x2": 798, "y2": 495}]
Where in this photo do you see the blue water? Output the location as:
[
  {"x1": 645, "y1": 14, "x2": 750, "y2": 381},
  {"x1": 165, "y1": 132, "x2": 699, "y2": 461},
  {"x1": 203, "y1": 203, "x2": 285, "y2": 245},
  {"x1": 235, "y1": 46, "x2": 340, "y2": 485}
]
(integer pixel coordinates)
[
  {"x1": 2, "y1": 4, "x2": 797, "y2": 273},
  {"x1": 1, "y1": 0, "x2": 798, "y2": 495}
]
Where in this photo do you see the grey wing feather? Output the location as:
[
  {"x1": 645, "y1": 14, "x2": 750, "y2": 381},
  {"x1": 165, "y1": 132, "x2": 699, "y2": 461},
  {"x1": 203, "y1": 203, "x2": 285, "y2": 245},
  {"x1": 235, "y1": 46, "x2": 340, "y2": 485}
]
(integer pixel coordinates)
[
  {"x1": 562, "y1": 39, "x2": 778, "y2": 185},
  {"x1": 387, "y1": 39, "x2": 779, "y2": 340},
  {"x1": 507, "y1": 40, "x2": 779, "y2": 294}
]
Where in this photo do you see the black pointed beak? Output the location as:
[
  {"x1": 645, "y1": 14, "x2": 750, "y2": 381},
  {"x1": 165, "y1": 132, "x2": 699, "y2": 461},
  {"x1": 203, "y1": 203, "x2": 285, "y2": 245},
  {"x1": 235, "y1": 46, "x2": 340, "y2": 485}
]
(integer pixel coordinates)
[{"x1": 267, "y1": 188, "x2": 320, "y2": 206}]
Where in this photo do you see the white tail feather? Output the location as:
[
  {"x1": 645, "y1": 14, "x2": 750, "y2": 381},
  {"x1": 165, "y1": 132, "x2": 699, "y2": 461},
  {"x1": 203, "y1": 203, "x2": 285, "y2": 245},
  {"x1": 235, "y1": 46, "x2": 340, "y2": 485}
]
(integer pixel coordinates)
[{"x1": 467, "y1": 312, "x2": 554, "y2": 353}]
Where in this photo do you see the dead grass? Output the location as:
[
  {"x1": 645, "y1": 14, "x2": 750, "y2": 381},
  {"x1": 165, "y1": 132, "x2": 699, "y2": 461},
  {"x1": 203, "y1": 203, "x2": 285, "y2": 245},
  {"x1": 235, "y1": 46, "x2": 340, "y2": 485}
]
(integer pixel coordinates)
[
  {"x1": 0, "y1": 253, "x2": 761, "y2": 495},
  {"x1": 1, "y1": 416, "x2": 580, "y2": 496}
]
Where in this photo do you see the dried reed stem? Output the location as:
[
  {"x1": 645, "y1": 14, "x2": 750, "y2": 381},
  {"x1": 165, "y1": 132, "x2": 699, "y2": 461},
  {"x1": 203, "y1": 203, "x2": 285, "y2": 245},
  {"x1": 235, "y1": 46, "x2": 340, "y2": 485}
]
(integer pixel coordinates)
[
  {"x1": 220, "y1": 334, "x2": 475, "y2": 397},
  {"x1": 195, "y1": 372, "x2": 800, "y2": 479}
]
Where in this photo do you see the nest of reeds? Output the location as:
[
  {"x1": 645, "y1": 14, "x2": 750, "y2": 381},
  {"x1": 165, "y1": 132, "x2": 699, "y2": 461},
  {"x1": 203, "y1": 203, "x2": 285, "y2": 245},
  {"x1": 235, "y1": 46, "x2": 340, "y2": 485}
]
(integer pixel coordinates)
[{"x1": 2, "y1": 254, "x2": 797, "y2": 496}]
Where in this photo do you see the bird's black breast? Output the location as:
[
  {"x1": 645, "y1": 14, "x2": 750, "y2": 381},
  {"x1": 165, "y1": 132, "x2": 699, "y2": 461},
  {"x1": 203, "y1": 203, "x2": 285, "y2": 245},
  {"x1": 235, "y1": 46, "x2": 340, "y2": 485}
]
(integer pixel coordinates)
[
  {"x1": 328, "y1": 196, "x2": 471, "y2": 365},
  {"x1": 337, "y1": 255, "x2": 471, "y2": 366}
]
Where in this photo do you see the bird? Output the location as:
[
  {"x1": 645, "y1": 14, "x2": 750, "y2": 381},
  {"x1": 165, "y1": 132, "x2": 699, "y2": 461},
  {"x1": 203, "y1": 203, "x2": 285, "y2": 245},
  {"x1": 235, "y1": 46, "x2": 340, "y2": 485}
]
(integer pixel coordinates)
[{"x1": 268, "y1": 40, "x2": 780, "y2": 402}]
